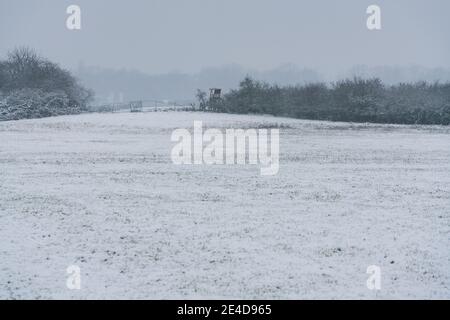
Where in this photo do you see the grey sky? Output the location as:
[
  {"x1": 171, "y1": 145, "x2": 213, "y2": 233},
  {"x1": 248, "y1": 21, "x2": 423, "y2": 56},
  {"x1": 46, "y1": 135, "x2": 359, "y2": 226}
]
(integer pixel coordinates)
[{"x1": 1, "y1": 0, "x2": 449, "y2": 75}]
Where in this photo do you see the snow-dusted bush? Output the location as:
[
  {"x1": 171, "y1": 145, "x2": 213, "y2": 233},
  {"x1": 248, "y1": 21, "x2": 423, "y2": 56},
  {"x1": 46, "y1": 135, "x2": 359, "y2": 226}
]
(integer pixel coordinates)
[
  {"x1": 0, "y1": 88, "x2": 87, "y2": 121},
  {"x1": 216, "y1": 77, "x2": 450, "y2": 125},
  {"x1": 0, "y1": 47, "x2": 93, "y2": 121}
]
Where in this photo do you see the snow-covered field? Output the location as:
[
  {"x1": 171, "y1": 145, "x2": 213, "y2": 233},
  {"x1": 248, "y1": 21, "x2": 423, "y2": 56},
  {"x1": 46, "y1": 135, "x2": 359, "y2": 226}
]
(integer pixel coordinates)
[{"x1": 0, "y1": 111, "x2": 449, "y2": 299}]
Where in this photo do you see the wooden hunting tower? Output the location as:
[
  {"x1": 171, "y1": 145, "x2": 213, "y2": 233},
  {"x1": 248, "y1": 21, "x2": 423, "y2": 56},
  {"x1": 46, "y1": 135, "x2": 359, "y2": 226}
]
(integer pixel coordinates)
[{"x1": 209, "y1": 88, "x2": 222, "y2": 101}]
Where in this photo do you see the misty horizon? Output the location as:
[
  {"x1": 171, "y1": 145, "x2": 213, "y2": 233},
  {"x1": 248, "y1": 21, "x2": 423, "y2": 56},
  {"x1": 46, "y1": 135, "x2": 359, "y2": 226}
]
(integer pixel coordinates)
[{"x1": 72, "y1": 62, "x2": 450, "y2": 103}]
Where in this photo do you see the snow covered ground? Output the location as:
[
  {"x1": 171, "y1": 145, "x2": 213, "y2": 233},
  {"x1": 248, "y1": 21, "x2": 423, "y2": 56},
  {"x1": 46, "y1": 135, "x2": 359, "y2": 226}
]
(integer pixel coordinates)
[{"x1": 0, "y1": 111, "x2": 449, "y2": 299}]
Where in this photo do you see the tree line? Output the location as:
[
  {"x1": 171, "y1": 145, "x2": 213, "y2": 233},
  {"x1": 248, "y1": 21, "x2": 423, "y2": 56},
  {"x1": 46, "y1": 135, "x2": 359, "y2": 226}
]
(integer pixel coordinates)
[
  {"x1": 199, "y1": 77, "x2": 450, "y2": 125},
  {"x1": 0, "y1": 47, "x2": 93, "y2": 121}
]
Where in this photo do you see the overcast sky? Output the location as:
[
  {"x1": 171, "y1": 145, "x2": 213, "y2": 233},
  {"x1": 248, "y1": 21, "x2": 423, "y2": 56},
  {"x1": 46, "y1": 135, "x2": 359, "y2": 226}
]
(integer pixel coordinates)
[{"x1": 1, "y1": 0, "x2": 449, "y2": 75}]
